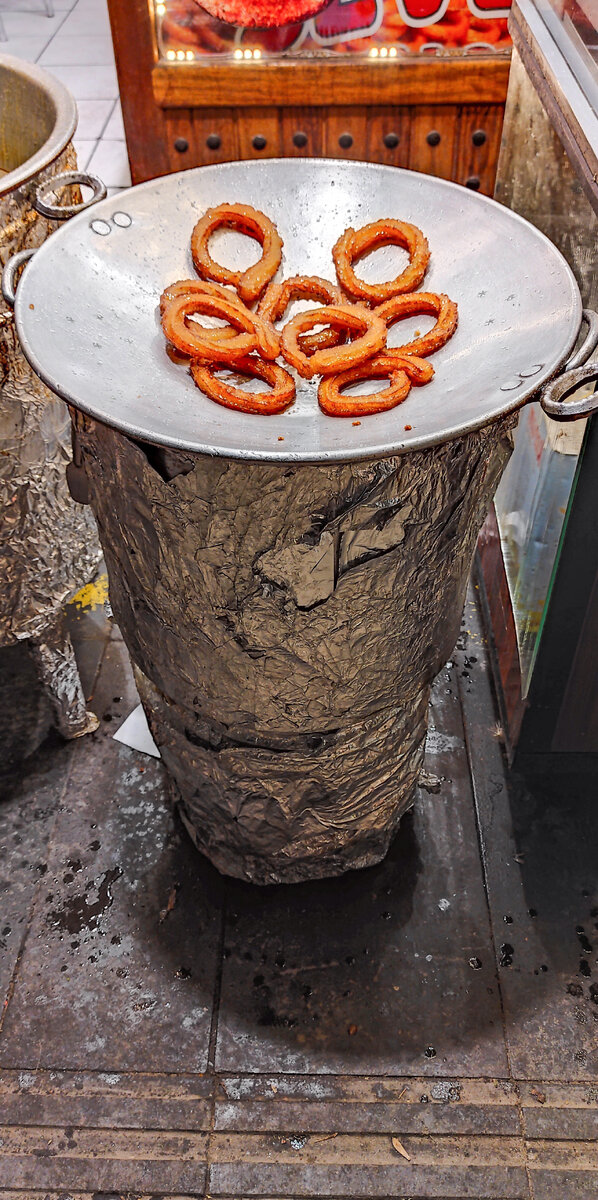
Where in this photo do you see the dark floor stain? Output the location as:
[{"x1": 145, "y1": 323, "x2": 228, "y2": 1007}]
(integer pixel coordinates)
[{"x1": 46, "y1": 867, "x2": 122, "y2": 936}]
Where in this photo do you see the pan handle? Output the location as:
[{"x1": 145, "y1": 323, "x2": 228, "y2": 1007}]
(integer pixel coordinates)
[
  {"x1": 540, "y1": 308, "x2": 598, "y2": 421},
  {"x1": 33, "y1": 170, "x2": 107, "y2": 220},
  {"x1": 1, "y1": 247, "x2": 36, "y2": 309}
]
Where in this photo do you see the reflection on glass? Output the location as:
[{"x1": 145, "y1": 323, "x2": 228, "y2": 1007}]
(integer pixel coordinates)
[
  {"x1": 536, "y1": 0, "x2": 598, "y2": 112},
  {"x1": 154, "y1": 0, "x2": 512, "y2": 61}
]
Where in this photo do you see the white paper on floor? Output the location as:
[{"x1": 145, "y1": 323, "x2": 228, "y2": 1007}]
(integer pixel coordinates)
[{"x1": 113, "y1": 703, "x2": 161, "y2": 758}]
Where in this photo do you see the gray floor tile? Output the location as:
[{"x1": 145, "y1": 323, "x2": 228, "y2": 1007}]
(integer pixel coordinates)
[
  {"x1": 87, "y1": 137, "x2": 131, "y2": 186},
  {"x1": 38, "y1": 32, "x2": 115, "y2": 65},
  {"x1": 73, "y1": 137, "x2": 97, "y2": 169},
  {"x1": 0, "y1": 10, "x2": 67, "y2": 39},
  {"x1": 0, "y1": 36, "x2": 49, "y2": 62},
  {"x1": 103, "y1": 97, "x2": 125, "y2": 139},
  {"x1": 0, "y1": 639, "x2": 223, "y2": 1074},
  {"x1": 45, "y1": 62, "x2": 118, "y2": 99},
  {"x1": 58, "y1": 0, "x2": 111, "y2": 34},
  {"x1": 0, "y1": 742, "x2": 70, "y2": 1006},
  {"x1": 215, "y1": 668, "x2": 508, "y2": 1077},
  {"x1": 73, "y1": 96, "x2": 114, "y2": 139},
  {"x1": 457, "y1": 591, "x2": 598, "y2": 1081}
]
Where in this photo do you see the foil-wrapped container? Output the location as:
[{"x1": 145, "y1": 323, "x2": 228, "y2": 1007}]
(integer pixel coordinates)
[
  {"x1": 80, "y1": 413, "x2": 513, "y2": 884},
  {"x1": 0, "y1": 77, "x2": 101, "y2": 746}
]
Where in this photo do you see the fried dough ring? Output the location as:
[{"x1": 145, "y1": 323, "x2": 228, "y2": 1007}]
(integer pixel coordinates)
[
  {"x1": 377, "y1": 291, "x2": 458, "y2": 358},
  {"x1": 332, "y1": 219, "x2": 430, "y2": 304},
  {"x1": 161, "y1": 293, "x2": 279, "y2": 361},
  {"x1": 257, "y1": 274, "x2": 344, "y2": 353},
  {"x1": 318, "y1": 354, "x2": 434, "y2": 418},
  {"x1": 160, "y1": 279, "x2": 244, "y2": 350},
  {"x1": 281, "y1": 304, "x2": 387, "y2": 379},
  {"x1": 191, "y1": 355, "x2": 296, "y2": 415},
  {"x1": 191, "y1": 202, "x2": 283, "y2": 306}
]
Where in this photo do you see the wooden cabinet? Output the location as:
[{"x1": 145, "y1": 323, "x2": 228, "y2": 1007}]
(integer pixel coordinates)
[{"x1": 108, "y1": 0, "x2": 510, "y2": 193}]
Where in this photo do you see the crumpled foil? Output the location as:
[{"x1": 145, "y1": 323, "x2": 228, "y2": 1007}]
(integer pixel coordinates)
[
  {"x1": 0, "y1": 144, "x2": 101, "y2": 648},
  {"x1": 80, "y1": 413, "x2": 513, "y2": 884}
]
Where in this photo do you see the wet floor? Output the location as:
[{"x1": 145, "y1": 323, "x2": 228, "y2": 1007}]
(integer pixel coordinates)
[{"x1": 0, "y1": 584, "x2": 596, "y2": 1198}]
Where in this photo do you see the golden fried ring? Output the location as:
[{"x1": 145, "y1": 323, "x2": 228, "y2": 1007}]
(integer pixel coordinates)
[
  {"x1": 191, "y1": 202, "x2": 283, "y2": 306},
  {"x1": 161, "y1": 279, "x2": 279, "y2": 358},
  {"x1": 377, "y1": 291, "x2": 458, "y2": 358},
  {"x1": 318, "y1": 353, "x2": 433, "y2": 418},
  {"x1": 281, "y1": 304, "x2": 387, "y2": 379},
  {"x1": 257, "y1": 274, "x2": 344, "y2": 353},
  {"x1": 332, "y1": 219, "x2": 430, "y2": 304},
  {"x1": 160, "y1": 279, "x2": 243, "y2": 349},
  {"x1": 191, "y1": 356, "x2": 296, "y2": 415},
  {"x1": 162, "y1": 281, "x2": 280, "y2": 358},
  {"x1": 161, "y1": 293, "x2": 279, "y2": 361}
]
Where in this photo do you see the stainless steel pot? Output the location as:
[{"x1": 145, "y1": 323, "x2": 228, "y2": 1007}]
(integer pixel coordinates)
[
  {"x1": 0, "y1": 52, "x2": 106, "y2": 747},
  {"x1": 5, "y1": 158, "x2": 598, "y2": 880}
]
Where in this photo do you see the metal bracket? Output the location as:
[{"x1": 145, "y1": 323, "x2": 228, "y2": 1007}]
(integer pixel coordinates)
[
  {"x1": 33, "y1": 170, "x2": 107, "y2": 220},
  {"x1": 1, "y1": 247, "x2": 37, "y2": 309},
  {"x1": 540, "y1": 308, "x2": 598, "y2": 420}
]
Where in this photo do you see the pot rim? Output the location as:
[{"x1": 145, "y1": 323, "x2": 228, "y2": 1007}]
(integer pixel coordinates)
[{"x1": 0, "y1": 52, "x2": 77, "y2": 198}]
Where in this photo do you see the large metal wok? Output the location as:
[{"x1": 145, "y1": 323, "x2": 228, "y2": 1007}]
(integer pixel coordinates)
[{"x1": 5, "y1": 159, "x2": 598, "y2": 883}]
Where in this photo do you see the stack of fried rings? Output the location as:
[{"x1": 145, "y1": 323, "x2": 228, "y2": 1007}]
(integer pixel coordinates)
[{"x1": 160, "y1": 202, "x2": 459, "y2": 418}]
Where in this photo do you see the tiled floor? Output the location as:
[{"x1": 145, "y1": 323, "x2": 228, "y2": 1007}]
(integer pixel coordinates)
[
  {"x1": 1, "y1": 584, "x2": 597, "y2": 1196},
  {"x1": 0, "y1": 0, "x2": 129, "y2": 194}
]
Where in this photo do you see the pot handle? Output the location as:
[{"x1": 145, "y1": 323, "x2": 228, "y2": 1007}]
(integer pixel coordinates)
[
  {"x1": 33, "y1": 170, "x2": 107, "y2": 220},
  {"x1": 1, "y1": 247, "x2": 36, "y2": 309},
  {"x1": 540, "y1": 308, "x2": 598, "y2": 421}
]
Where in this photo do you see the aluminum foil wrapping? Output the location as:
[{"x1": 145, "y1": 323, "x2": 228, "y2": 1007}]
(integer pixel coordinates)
[
  {"x1": 0, "y1": 144, "x2": 101, "y2": 647},
  {"x1": 80, "y1": 413, "x2": 513, "y2": 884}
]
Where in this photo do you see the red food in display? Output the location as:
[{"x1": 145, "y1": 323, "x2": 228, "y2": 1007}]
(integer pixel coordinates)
[{"x1": 192, "y1": 0, "x2": 332, "y2": 29}]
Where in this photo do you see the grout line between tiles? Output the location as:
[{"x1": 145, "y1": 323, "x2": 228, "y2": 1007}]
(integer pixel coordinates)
[{"x1": 31, "y1": 0, "x2": 72, "y2": 63}]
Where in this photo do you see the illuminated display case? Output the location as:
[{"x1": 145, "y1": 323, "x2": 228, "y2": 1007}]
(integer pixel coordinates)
[
  {"x1": 107, "y1": 0, "x2": 511, "y2": 189},
  {"x1": 155, "y1": 0, "x2": 512, "y2": 60}
]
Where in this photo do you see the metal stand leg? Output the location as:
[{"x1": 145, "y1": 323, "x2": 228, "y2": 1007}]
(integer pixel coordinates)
[
  {"x1": 43, "y1": 0, "x2": 54, "y2": 16},
  {"x1": 29, "y1": 617, "x2": 99, "y2": 740}
]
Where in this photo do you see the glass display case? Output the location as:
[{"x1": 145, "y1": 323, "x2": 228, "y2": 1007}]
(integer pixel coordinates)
[
  {"x1": 107, "y1": 0, "x2": 511, "y2": 186},
  {"x1": 154, "y1": 0, "x2": 512, "y2": 60}
]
